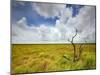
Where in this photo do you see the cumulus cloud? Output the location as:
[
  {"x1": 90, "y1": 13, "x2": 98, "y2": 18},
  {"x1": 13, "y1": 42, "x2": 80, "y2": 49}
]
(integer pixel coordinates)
[
  {"x1": 32, "y1": 3, "x2": 66, "y2": 18},
  {"x1": 56, "y1": 6, "x2": 95, "y2": 43},
  {"x1": 12, "y1": 17, "x2": 61, "y2": 44},
  {"x1": 12, "y1": 17, "x2": 41, "y2": 43},
  {"x1": 12, "y1": 4, "x2": 96, "y2": 44},
  {"x1": 67, "y1": 6, "x2": 96, "y2": 43}
]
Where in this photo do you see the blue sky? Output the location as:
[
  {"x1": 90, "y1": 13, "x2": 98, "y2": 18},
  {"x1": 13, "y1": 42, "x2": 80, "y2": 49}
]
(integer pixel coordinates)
[
  {"x1": 11, "y1": 1, "x2": 96, "y2": 44},
  {"x1": 11, "y1": 1, "x2": 83, "y2": 26}
]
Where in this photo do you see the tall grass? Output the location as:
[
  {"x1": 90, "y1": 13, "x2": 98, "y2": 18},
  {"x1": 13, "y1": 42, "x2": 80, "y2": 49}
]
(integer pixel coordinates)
[{"x1": 12, "y1": 44, "x2": 96, "y2": 74}]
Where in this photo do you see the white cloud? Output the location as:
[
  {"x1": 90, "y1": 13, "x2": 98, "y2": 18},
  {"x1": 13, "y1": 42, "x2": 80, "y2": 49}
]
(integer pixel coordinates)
[
  {"x1": 12, "y1": 5, "x2": 96, "y2": 44},
  {"x1": 74, "y1": 6, "x2": 96, "y2": 43},
  {"x1": 32, "y1": 3, "x2": 66, "y2": 18},
  {"x1": 55, "y1": 6, "x2": 96, "y2": 43},
  {"x1": 12, "y1": 17, "x2": 61, "y2": 44}
]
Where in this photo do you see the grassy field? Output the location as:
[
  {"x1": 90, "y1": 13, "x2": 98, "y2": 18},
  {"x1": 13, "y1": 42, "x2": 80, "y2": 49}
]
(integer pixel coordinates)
[{"x1": 12, "y1": 44, "x2": 96, "y2": 74}]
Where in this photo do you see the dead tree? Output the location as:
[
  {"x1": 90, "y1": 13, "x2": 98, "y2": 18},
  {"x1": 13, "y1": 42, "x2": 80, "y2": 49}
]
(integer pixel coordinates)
[
  {"x1": 68, "y1": 29, "x2": 77, "y2": 62},
  {"x1": 68, "y1": 28, "x2": 84, "y2": 62}
]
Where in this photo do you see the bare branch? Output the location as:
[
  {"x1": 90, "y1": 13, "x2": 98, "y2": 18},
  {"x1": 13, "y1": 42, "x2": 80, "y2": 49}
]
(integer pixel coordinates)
[
  {"x1": 71, "y1": 29, "x2": 78, "y2": 43},
  {"x1": 69, "y1": 28, "x2": 78, "y2": 62},
  {"x1": 67, "y1": 38, "x2": 71, "y2": 42},
  {"x1": 67, "y1": 28, "x2": 86, "y2": 62}
]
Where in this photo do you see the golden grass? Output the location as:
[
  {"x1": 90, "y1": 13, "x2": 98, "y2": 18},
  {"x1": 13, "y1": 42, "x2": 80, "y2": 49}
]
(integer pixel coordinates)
[{"x1": 12, "y1": 44, "x2": 96, "y2": 74}]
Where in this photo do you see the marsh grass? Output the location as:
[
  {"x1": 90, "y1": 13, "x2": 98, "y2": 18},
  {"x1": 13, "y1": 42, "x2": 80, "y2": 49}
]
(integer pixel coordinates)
[{"x1": 12, "y1": 44, "x2": 96, "y2": 74}]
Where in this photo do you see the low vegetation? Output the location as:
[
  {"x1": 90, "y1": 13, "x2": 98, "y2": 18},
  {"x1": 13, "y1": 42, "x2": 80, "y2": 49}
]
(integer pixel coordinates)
[{"x1": 12, "y1": 44, "x2": 96, "y2": 74}]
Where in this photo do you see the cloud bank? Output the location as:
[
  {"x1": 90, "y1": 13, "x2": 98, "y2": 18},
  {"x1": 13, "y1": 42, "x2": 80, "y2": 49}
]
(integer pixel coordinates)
[{"x1": 12, "y1": 3, "x2": 96, "y2": 44}]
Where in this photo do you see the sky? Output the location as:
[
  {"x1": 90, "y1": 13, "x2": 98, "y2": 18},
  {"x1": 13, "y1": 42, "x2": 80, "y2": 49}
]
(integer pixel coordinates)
[{"x1": 11, "y1": 1, "x2": 96, "y2": 44}]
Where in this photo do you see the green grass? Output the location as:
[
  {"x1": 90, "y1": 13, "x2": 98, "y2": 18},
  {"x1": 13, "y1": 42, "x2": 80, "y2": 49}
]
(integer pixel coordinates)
[{"x1": 12, "y1": 44, "x2": 96, "y2": 74}]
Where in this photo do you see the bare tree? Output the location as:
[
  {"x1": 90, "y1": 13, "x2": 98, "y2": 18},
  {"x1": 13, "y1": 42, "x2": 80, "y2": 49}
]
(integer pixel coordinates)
[
  {"x1": 68, "y1": 28, "x2": 84, "y2": 62},
  {"x1": 68, "y1": 28, "x2": 77, "y2": 62}
]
